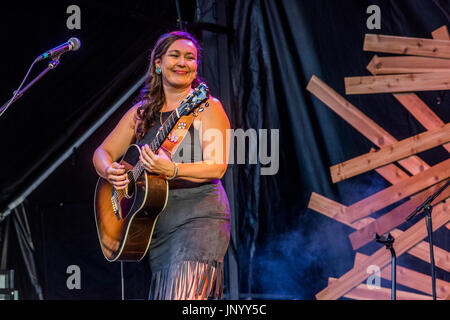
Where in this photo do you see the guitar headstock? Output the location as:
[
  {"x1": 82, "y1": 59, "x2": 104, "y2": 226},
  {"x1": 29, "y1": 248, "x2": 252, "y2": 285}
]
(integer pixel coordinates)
[{"x1": 177, "y1": 82, "x2": 209, "y2": 117}]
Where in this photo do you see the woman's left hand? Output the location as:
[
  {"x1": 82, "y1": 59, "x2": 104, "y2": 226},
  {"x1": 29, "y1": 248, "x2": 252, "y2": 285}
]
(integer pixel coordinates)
[{"x1": 140, "y1": 144, "x2": 176, "y2": 177}]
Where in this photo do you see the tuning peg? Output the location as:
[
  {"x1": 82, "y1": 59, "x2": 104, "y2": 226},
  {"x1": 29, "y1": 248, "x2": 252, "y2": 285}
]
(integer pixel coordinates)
[
  {"x1": 198, "y1": 107, "x2": 204, "y2": 112},
  {"x1": 205, "y1": 101, "x2": 210, "y2": 107}
]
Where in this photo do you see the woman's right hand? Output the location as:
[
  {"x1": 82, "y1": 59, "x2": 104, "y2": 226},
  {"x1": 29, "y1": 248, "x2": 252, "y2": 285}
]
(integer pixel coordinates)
[{"x1": 105, "y1": 162, "x2": 130, "y2": 190}]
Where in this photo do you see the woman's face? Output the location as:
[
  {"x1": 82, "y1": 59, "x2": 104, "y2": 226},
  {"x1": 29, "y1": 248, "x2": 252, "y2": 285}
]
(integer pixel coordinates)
[{"x1": 156, "y1": 39, "x2": 198, "y2": 89}]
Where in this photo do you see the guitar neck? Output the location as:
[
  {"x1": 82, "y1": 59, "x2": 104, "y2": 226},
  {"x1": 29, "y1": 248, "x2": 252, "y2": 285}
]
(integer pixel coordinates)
[
  {"x1": 133, "y1": 109, "x2": 180, "y2": 178},
  {"x1": 149, "y1": 110, "x2": 180, "y2": 153},
  {"x1": 131, "y1": 82, "x2": 208, "y2": 179}
]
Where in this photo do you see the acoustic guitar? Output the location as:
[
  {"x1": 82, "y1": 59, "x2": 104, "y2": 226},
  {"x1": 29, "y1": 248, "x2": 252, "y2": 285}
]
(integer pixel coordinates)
[{"x1": 94, "y1": 83, "x2": 209, "y2": 262}]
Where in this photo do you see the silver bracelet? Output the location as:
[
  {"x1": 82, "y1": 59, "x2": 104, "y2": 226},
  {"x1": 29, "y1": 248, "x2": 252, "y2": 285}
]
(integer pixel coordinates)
[{"x1": 167, "y1": 163, "x2": 178, "y2": 180}]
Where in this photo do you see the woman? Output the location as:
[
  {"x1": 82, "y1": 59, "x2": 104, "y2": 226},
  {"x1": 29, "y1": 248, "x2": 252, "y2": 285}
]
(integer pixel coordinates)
[{"x1": 92, "y1": 31, "x2": 231, "y2": 300}]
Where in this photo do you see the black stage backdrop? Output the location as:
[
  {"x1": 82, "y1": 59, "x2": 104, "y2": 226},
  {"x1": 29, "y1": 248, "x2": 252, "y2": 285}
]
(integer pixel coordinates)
[
  {"x1": 0, "y1": 0, "x2": 448, "y2": 299},
  {"x1": 228, "y1": 0, "x2": 450, "y2": 299}
]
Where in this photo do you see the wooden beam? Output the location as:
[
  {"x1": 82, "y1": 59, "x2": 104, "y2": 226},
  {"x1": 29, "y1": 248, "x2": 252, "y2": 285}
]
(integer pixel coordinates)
[
  {"x1": 308, "y1": 192, "x2": 375, "y2": 229},
  {"x1": 342, "y1": 158, "x2": 450, "y2": 224},
  {"x1": 315, "y1": 201, "x2": 449, "y2": 300},
  {"x1": 393, "y1": 93, "x2": 447, "y2": 128},
  {"x1": 370, "y1": 147, "x2": 420, "y2": 194},
  {"x1": 307, "y1": 75, "x2": 449, "y2": 279},
  {"x1": 390, "y1": 26, "x2": 450, "y2": 155},
  {"x1": 363, "y1": 34, "x2": 450, "y2": 59},
  {"x1": 370, "y1": 147, "x2": 418, "y2": 193},
  {"x1": 361, "y1": 27, "x2": 450, "y2": 223},
  {"x1": 366, "y1": 24, "x2": 450, "y2": 154},
  {"x1": 345, "y1": 72, "x2": 450, "y2": 95},
  {"x1": 367, "y1": 55, "x2": 450, "y2": 75},
  {"x1": 348, "y1": 180, "x2": 450, "y2": 250},
  {"x1": 390, "y1": 229, "x2": 450, "y2": 273},
  {"x1": 382, "y1": 261, "x2": 450, "y2": 299},
  {"x1": 432, "y1": 26, "x2": 450, "y2": 41},
  {"x1": 308, "y1": 192, "x2": 449, "y2": 268},
  {"x1": 354, "y1": 253, "x2": 450, "y2": 299},
  {"x1": 374, "y1": 162, "x2": 410, "y2": 185},
  {"x1": 393, "y1": 93, "x2": 450, "y2": 157},
  {"x1": 343, "y1": 285, "x2": 434, "y2": 300},
  {"x1": 307, "y1": 76, "x2": 429, "y2": 175},
  {"x1": 330, "y1": 123, "x2": 450, "y2": 183},
  {"x1": 328, "y1": 278, "x2": 435, "y2": 300},
  {"x1": 429, "y1": 26, "x2": 450, "y2": 233}
]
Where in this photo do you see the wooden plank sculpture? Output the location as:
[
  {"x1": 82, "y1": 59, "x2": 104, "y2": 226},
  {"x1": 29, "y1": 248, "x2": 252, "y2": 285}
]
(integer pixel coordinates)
[
  {"x1": 345, "y1": 72, "x2": 450, "y2": 95},
  {"x1": 366, "y1": 55, "x2": 450, "y2": 75},
  {"x1": 307, "y1": 26, "x2": 450, "y2": 300},
  {"x1": 330, "y1": 124, "x2": 450, "y2": 183},
  {"x1": 363, "y1": 34, "x2": 450, "y2": 58}
]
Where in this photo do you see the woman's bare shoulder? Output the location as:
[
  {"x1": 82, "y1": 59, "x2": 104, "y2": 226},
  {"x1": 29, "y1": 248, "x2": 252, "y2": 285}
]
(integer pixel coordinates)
[
  {"x1": 201, "y1": 95, "x2": 225, "y2": 114},
  {"x1": 198, "y1": 95, "x2": 229, "y2": 127},
  {"x1": 206, "y1": 95, "x2": 222, "y2": 106}
]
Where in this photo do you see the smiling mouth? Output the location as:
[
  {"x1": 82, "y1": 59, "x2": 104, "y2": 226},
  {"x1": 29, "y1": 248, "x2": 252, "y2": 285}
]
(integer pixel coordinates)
[{"x1": 173, "y1": 70, "x2": 188, "y2": 74}]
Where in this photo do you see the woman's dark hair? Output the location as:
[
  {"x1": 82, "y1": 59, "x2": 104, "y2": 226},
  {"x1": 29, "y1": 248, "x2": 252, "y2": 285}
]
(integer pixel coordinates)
[{"x1": 135, "y1": 31, "x2": 203, "y2": 139}]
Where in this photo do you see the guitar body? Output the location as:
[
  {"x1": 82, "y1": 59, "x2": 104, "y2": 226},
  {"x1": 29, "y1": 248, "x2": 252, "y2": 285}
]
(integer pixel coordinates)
[{"x1": 94, "y1": 144, "x2": 168, "y2": 262}]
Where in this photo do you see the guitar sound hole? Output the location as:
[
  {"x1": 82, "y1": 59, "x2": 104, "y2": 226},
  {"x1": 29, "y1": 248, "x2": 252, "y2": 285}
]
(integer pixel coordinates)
[{"x1": 125, "y1": 172, "x2": 135, "y2": 198}]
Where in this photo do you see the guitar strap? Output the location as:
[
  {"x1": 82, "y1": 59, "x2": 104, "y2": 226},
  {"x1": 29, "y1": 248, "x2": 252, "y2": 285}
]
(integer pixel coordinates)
[{"x1": 159, "y1": 109, "x2": 198, "y2": 158}]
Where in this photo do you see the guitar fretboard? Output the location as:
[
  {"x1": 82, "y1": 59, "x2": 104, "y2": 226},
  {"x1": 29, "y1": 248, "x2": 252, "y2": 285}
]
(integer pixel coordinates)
[
  {"x1": 150, "y1": 111, "x2": 179, "y2": 153},
  {"x1": 128, "y1": 82, "x2": 208, "y2": 180},
  {"x1": 132, "y1": 110, "x2": 180, "y2": 179}
]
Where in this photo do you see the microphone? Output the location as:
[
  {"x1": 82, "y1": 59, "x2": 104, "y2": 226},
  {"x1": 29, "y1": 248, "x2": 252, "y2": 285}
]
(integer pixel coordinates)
[{"x1": 36, "y1": 37, "x2": 81, "y2": 62}]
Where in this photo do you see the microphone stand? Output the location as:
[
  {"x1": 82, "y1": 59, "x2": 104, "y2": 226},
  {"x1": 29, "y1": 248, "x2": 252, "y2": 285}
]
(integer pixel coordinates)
[
  {"x1": 375, "y1": 232, "x2": 396, "y2": 300},
  {"x1": 405, "y1": 179, "x2": 450, "y2": 300},
  {"x1": 0, "y1": 56, "x2": 60, "y2": 118}
]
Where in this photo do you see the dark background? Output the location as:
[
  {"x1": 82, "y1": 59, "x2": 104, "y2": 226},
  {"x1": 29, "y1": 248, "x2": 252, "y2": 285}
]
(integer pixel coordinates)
[{"x1": 0, "y1": 0, "x2": 448, "y2": 300}]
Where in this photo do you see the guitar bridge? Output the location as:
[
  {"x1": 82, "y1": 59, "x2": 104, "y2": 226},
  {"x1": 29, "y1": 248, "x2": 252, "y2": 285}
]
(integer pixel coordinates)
[{"x1": 111, "y1": 190, "x2": 121, "y2": 220}]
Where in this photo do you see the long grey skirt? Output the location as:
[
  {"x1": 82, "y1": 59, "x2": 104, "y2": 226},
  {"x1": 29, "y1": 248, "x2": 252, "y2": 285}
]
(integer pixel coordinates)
[{"x1": 147, "y1": 180, "x2": 230, "y2": 300}]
